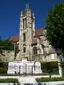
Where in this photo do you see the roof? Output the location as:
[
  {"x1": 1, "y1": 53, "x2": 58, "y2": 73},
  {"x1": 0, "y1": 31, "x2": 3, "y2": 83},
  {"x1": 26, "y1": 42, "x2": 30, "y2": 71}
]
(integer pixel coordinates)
[
  {"x1": 9, "y1": 28, "x2": 44, "y2": 42},
  {"x1": 35, "y1": 28, "x2": 44, "y2": 37},
  {"x1": 49, "y1": 49, "x2": 56, "y2": 54},
  {"x1": 32, "y1": 38, "x2": 37, "y2": 45},
  {"x1": 9, "y1": 36, "x2": 19, "y2": 42}
]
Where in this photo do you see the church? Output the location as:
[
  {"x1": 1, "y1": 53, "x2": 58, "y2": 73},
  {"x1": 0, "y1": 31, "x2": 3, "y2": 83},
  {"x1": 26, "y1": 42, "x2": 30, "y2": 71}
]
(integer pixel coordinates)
[
  {"x1": 0, "y1": 4, "x2": 58, "y2": 63},
  {"x1": 0, "y1": 4, "x2": 62, "y2": 76},
  {"x1": 9, "y1": 4, "x2": 58, "y2": 62}
]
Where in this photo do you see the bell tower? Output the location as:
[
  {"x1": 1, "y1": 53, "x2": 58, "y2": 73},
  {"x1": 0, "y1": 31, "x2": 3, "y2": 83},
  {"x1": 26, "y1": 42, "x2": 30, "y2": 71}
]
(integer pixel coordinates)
[{"x1": 18, "y1": 4, "x2": 35, "y2": 60}]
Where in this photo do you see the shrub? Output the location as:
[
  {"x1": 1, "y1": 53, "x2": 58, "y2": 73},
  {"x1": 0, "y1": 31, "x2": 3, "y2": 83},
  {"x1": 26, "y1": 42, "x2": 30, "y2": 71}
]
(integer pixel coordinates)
[
  {"x1": 36, "y1": 77, "x2": 64, "y2": 82},
  {"x1": 0, "y1": 78, "x2": 18, "y2": 83},
  {"x1": 0, "y1": 68, "x2": 7, "y2": 73},
  {"x1": 60, "y1": 62, "x2": 64, "y2": 76},
  {"x1": 41, "y1": 61, "x2": 59, "y2": 74},
  {"x1": 0, "y1": 61, "x2": 8, "y2": 68},
  {"x1": 0, "y1": 61, "x2": 8, "y2": 74}
]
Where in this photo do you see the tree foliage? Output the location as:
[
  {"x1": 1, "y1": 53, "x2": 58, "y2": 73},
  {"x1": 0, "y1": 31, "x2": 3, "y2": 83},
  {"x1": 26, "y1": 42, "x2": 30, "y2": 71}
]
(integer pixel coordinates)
[
  {"x1": 45, "y1": 1, "x2": 64, "y2": 54},
  {"x1": 3, "y1": 39, "x2": 14, "y2": 50},
  {"x1": 0, "y1": 37, "x2": 3, "y2": 54},
  {"x1": 41, "y1": 62, "x2": 58, "y2": 74},
  {"x1": 0, "y1": 37, "x2": 14, "y2": 51}
]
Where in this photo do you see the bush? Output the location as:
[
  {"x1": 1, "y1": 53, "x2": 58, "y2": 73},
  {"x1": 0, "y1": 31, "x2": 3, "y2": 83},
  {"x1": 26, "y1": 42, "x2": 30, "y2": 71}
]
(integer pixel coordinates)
[
  {"x1": 60, "y1": 62, "x2": 64, "y2": 76},
  {"x1": 0, "y1": 61, "x2": 8, "y2": 68},
  {"x1": 0, "y1": 68, "x2": 7, "y2": 73},
  {"x1": 41, "y1": 61, "x2": 59, "y2": 74},
  {"x1": 36, "y1": 77, "x2": 64, "y2": 82},
  {"x1": 0, "y1": 78, "x2": 18, "y2": 83},
  {"x1": 0, "y1": 61, "x2": 8, "y2": 74}
]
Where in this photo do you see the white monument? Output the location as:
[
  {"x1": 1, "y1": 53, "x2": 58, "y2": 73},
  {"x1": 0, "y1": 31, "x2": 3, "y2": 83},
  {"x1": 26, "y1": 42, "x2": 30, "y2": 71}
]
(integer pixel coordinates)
[
  {"x1": 7, "y1": 59, "x2": 42, "y2": 74},
  {"x1": 7, "y1": 60, "x2": 42, "y2": 74}
]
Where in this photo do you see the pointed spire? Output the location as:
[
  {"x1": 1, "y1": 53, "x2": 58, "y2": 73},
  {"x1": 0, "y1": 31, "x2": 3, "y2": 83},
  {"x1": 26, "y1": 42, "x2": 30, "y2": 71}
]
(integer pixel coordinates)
[
  {"x1": 33, "y1": 13, "x2": 35, "y2": 17},
  {"x1": 26, "y1": 4, "x2": 30, "y2": 10},
  {"x1": 20, "y1": 11, "x2": 23, "y2": 17},
  {"x1": 25, "y1": 4, "x2": 31, "y2": 11},
  {"x1": 24, "y1": 4, "x2": 31, "y2": 16}
]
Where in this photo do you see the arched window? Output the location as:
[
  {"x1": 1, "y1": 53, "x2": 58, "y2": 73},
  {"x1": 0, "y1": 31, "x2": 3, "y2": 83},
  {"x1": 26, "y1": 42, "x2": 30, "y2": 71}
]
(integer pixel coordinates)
[
  {"x1": 33, "y1": 47, "x2": 37, "y2": 55},
  {"x1": 23, "y1": 33, "x2": 26, "y2": 42},
  {"x1": 23, "y1": 47, "x2": 26, "y2": 53}
]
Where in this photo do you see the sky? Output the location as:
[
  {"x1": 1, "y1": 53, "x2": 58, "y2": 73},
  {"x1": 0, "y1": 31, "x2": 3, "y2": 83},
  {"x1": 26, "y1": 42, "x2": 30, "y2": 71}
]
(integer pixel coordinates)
[{"x1": 0, "y1": 0, "x2": 62, "y2": 40}]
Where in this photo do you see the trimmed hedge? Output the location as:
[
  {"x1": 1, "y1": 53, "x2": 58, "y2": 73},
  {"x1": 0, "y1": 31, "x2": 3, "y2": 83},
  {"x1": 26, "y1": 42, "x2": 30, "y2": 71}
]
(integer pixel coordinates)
[
  {"x1": 41, "y1": 61, "x2": 59, "y2": 74},
  {"x1": 0, "y1": 78, "x2": 18, "y2": 83},
  {"x1": 0, "y1": 61, "x2": 8, "y2": 68},
  {"x1": 0, "y1": 68, "x2": 7, "y2": 73},
  {"x1": 60, "y1": 62, "x2": 64, "y2": 76},
  {"x1": 0, "y1": 61, "x2": 8, "y2": 74},
  {"x1": 36, "y1": 77, "x2": 64, "y2": 82}
]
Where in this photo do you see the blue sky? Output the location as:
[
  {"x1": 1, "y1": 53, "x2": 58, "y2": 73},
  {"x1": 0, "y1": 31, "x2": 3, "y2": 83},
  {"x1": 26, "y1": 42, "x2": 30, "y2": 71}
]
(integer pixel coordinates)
[{"x1": 0, "y1": 0, "x2": 62, "y2": 40}]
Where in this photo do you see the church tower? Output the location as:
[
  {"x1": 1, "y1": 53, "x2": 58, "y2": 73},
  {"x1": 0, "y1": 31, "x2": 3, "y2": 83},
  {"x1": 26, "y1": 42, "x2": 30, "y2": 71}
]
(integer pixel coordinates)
[{"x1": 18, "y1": 4, "x2": 35, "y2": 60}]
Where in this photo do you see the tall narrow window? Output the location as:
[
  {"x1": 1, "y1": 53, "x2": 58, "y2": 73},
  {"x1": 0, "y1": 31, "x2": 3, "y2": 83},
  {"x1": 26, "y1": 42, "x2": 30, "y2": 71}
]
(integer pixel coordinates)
[
  {"x1": 23, "y1": 19, "x2": 24, "y2": 29},
  {"x1": 23, "y1": 33, "x2": 26, "y2": 42},
  {"x1": 23, "y1": 47, "x2": 26, "y2": 53},
  {"x1": 33, "y1": 47, "x2": 37, "y2": 55},
  {"x1": 24, "y1": 18, "x2": 27, "y2": 29},
  {"x1": 23, "y1": 18, "x2": 27, "y2": 29}
]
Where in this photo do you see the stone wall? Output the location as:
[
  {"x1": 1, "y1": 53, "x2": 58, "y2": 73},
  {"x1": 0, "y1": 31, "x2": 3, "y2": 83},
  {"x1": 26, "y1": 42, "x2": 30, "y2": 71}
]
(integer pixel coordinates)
[
  {"x1": 0, "y1": 50, "x2": 15, "y2": 62},
  {"x1": 32, "y1": 53, "x2": 59, "y2": 62}
]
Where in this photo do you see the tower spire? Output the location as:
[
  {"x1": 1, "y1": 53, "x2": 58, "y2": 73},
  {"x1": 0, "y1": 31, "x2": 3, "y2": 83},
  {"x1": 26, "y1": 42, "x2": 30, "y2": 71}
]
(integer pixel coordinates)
[{"x1": 26, "y1": 4, "x2": 30, "y2": 9}]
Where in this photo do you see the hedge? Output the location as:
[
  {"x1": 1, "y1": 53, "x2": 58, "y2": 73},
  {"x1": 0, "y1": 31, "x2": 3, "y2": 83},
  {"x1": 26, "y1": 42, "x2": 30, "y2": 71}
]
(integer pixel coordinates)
[
  {"x1": 0, "y1": 61, "x2": 8, "y2": 68},
  {"x1": 41, "y1": 61, "x2": 59, "y2": 74},
  {"x1": 0, "y1": 68, "x2": 7, "y2": 73},
  {"x1": 36, "y1": 77, "x2": 64, "y2": 82},
  {"x1": 0, "y1": 78, "x2": 18, "y2": 83},
  {"x1": 60, "y1": 62, "x2": 64, "y2": 76},
  {"x1": 0, "y1": 61, "x2": 8, "y2": 74}
]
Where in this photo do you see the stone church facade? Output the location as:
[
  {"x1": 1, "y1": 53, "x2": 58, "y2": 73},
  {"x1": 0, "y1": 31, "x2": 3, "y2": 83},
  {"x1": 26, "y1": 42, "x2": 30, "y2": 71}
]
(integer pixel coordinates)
[
  {"x1": 0, "y1": 5, "x2": 59, "y2": 62},
  {"x1": 14, "y1": 4, "x2": 58, "y2": 62}
]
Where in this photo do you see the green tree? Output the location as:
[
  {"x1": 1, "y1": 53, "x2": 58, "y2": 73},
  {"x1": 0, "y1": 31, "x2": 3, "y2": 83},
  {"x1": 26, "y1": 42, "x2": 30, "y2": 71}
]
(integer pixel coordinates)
[
  {"x1": 0, "y1": 37, "x2": 14, "y2": 51},
  {"x1": 45, "y1": 1, "x2": 64, "y2": 55},
  {"x1": 3, "y1": 39, "x2": 14, "y2": 50},
  {"x1": 0, "y1": 37, "x2": 3, "y2": 54}
]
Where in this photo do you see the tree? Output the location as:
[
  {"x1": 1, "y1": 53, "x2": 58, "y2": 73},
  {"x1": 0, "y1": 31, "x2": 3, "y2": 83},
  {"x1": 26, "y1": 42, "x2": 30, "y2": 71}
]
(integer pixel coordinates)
[
  {"x1": 3, "y1": 39, "x2": 14, "y2": 50},
  {"x1": 0, "y1": 37, "x2": 14, "y2": 51},
  {"x1": 45, "y1": 1, "x2": 64, "y2": 55},
  {"x1": 0, "y1": 37, "x2": 3, "y2": 54}
]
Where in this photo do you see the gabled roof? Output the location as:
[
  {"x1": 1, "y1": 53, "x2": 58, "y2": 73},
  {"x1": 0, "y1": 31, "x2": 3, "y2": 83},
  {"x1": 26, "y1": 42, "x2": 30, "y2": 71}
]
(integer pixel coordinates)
[
  {"x1": 49, "y1": 49, "x2": 56, "y2": 54},
  {"x1": 9, "y1": 36, "x2": 19, "y2": 42},
  {"x1": 32, "y1": 38, "x2": 37, "y2": 45},
  {"x1": 35, "y1": 28, "x2": 44, "y2": 37},
  {"x1": 9, "y1": 28, "x2": 44, "y2": 42}
]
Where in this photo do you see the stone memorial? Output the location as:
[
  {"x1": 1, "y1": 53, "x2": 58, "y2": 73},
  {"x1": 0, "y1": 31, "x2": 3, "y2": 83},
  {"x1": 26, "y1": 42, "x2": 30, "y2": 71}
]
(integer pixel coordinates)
[{"x1": 7, "y1": 59, "x2": 42, "y2": 74}]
